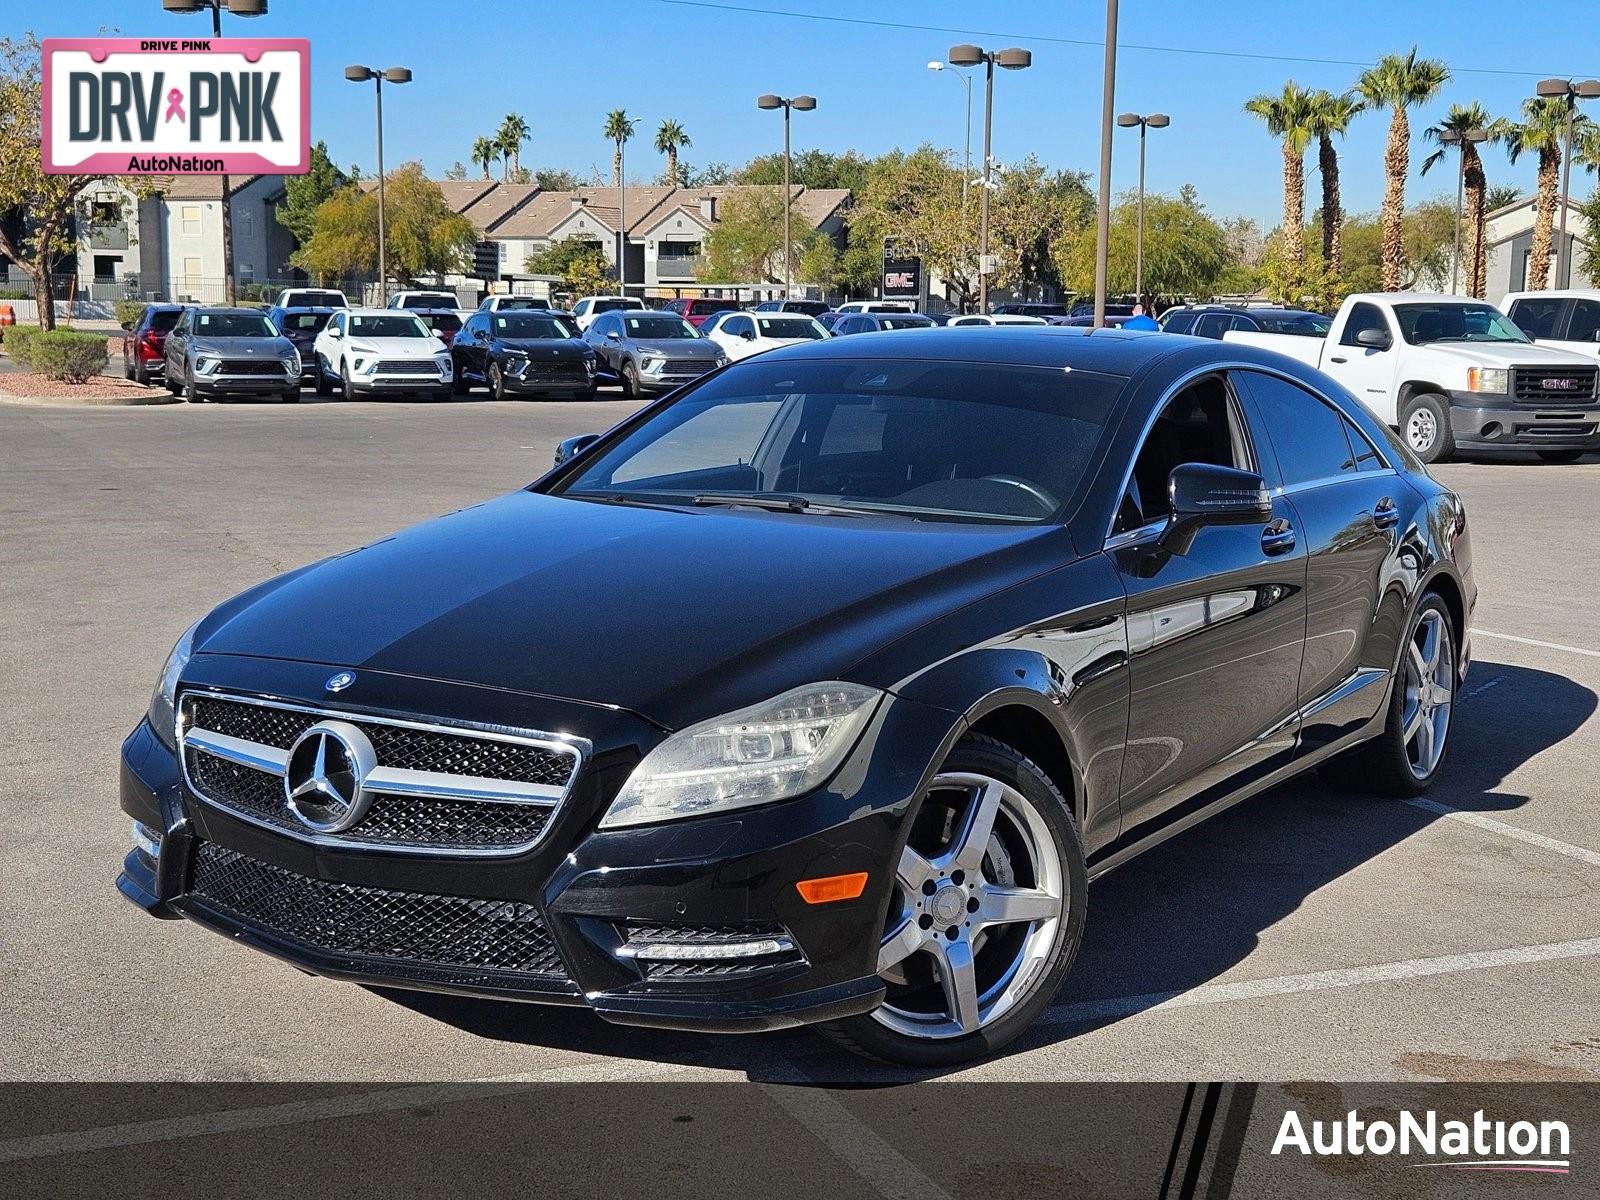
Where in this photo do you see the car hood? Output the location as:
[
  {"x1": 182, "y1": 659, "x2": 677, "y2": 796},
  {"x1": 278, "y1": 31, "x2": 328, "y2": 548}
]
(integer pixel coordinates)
[
  {"x1": 1420, "y1": 341, "x2": 1595, "y2": 367},
  {"x1": 626, "y1": 338, "x2": 721, "y2": 357},
  {"x1": 194, "y1": 490, "x2": 1068, "y2": 729},
  {"x1": 190, "y1": 336, "x2": 294, "y2": 356},
  {"x1": 495, "y1": 338, "x2": 591, "y2": 357},
  {"x1": 345, "y1": 337, "x2": 443, "y2": 357}
]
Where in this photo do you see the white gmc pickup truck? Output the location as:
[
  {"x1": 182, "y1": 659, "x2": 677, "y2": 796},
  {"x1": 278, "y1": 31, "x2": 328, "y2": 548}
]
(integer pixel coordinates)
[{"x1": 1224, "y1": 292, "x2": 1600, "y2": 463}]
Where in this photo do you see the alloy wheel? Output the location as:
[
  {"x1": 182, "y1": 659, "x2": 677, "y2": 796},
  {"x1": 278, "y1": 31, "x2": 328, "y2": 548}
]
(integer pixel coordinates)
[
  {"x1": 1406, "y1": 408, "x2": 1437, "y2": 454},
  {"x1": 1401, "y1": 608, "x2": 1453, "y2": 779},
  {"x1": 873, "y1": 772, "x2": 1064, "y2": 1040}
]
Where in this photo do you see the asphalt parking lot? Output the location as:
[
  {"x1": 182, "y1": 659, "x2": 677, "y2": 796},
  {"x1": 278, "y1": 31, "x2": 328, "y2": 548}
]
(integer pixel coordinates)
[{"x1": 3, "y1": 391, "x2": 1600, "y2": 1088}]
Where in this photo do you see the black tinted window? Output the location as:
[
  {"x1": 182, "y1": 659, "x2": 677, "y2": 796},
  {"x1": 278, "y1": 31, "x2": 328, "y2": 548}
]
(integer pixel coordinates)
[
  {"x1": 147, "y1": 309, "x2": 182, "y2": 331},
  {"x1": 1510, "y1": 297, "x2": 1566, "y2": 339},
  {"x1": 1243, "y1": 372, "x2": 1357, "y2": 486},
  {"x1": 1567, "y1": 300, "x2": 1600, "y2": 343},
  {"x1": 1340, "y1": 303, "x2": 1389, "y2": 346},
  {"x1": 1194, "y1": 314, "x2": 1231, "y2": 339},
  {"x1": 1343, "y1": 416, "x2": 1386, "y2": 472},
  {"x1": 1162, "y1": 311, "x2": 1197, "y2": 335}
]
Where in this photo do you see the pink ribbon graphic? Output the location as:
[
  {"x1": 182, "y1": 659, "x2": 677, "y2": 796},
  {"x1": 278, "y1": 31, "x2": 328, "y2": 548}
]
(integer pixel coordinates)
[{"x1": 164, "y1": 88, "x2": 185, "y2": 123}]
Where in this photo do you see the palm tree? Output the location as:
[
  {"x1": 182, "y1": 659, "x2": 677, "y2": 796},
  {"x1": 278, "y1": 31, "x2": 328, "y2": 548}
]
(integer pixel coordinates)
[
  {"x1": 1423, "y1": 103, "x2": 1501, "y2": 297},
  {"x1": 1355, "y1": 48, "x2": 1450, "y2": 290},
  {"x1": 603, "y1": 109, "x2": 637, "y2": 188},
  {"x1": 1305, "y1": 90, "x2": 1362, "y2": 300},
  {"x1": 1502, "y1": 97, "x2": 1597, "y2": 290},
  {"x1": 498, "y1": 113, "x2": 530, "y2": 177},
  {"x1": 654, "y1": 119, "x2": 692, "y2": 185},
  {"x1": 1244, "y1": 82, "x2": 1316, "y2": 297},
  {"x1": 471, "y1": 136, "x2": 497, "y2": 180}
]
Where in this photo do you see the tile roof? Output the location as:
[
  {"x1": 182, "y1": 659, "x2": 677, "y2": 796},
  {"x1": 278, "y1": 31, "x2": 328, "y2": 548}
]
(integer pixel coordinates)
[{"x1": 151, "y1": 174, "x2": 264, "y2": 199}]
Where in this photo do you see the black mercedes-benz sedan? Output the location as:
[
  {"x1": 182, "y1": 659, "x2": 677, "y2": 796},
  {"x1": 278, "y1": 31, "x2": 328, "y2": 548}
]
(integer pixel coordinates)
[
  {"x1": 450, "y1": 310, "x2": 597, "y2": 400},
  {"x1": 119, "y1": 327, "x2": 1474, "y2": 1065}
]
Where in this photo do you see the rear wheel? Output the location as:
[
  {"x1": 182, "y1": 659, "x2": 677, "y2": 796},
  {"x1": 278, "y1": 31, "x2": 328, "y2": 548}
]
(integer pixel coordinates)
[
  {"x1": 1402, "y1": 393, "x2": 1454, "y2": 464},
  {"x1": 820, "y1": 735, "x2": 1086, "y2": 1067},
  {"x1": 314, "y1": 357, "x2": 332, "y2": 397},
  {"x1": 1537, "y1": 448, "x2": 1586, "y2": 464},
  {"x1": 1321, "y1": 594, "x2": 1456, "y2": 797}
]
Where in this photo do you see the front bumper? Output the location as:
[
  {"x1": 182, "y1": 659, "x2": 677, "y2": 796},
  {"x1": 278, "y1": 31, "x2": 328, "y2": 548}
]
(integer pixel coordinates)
[
  {"x1": 636, "y1": 363, "x2": 720, "y2": 392},
  {"x1": 193, "y1": 370, "x2": 298, "y2": 395},
  {"x1": 348, "y1": 371, "x2": 452, "y2": 392},
  {"x1": 1447, "y1": 392, "x2": 1600, "y2": 449},
  {"x1": 116, "y1": 664, "x2": 955, "y2": 1032}
]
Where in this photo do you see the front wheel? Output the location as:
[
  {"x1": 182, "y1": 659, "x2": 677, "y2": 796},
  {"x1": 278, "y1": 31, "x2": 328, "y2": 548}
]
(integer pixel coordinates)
[
  {"x1": 820, "y1": 734, "x2": 1087, "y2": 1067},
  {"x1": 341, "y1": 363, "x2": 356, "y2": 401},
  {"x1": 183, "y1": 367, "x2": 201, "y2": 403},
  {"x1": 1537, "y1": 448, "x2": 1586, "y2": 464},
  {"x1": 620, "y1": 361, "x2": 641, "y2": 399},
  {"x1": 488, "y1": 362, "x2": 507, "y2": 401},
  {"x1": 1402, "y1": 394, "x2": 1455, "y2": 464},
  {"x1": 315, "y1": 357, "x2": 332, "y2": 397},
  {"x1": 281, "y1": 388, "x2": 300, "y2": 404}
]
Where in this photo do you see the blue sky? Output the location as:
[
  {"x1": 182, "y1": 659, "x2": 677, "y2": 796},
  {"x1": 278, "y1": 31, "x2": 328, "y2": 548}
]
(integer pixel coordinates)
[{"x1": 38, "y1": 0, "x2": 1595, "y2": 227}]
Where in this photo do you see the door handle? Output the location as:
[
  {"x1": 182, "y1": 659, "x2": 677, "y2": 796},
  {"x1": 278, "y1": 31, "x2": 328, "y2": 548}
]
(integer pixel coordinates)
[
  {"x1": 1373, "y1": 498, "x2": 1400, "y2": 530},
  {"x1": 1328, "y1": 355, "x2": 1348, "y2": 364},
  {"x1": 1261, "y1": 519, "x2": 1297, "y2": 555}
]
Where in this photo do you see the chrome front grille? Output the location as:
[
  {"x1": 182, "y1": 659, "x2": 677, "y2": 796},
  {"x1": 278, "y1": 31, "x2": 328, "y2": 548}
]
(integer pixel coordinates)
[
  {"x1": 373, "y1": 359, "x2": 441, "y2": 375},
  {"x1": 217, "y1": 359, "x2": 288, "y2": 376},
  {"x1": 178, "y1": 692, "x2": 581, "y2": 854}
]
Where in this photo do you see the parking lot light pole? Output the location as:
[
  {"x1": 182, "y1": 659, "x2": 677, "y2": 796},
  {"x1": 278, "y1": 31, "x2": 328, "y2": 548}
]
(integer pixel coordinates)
[
  {"x1": 1093, "y1": 0, "x2": 1119, "y2": 328},
  {"x1": 927, "y1": 62, "x2": 973, "y2": 217},
  {"x1": 1438, "y1": 128, "x2": 1487, "y2": 294},
  {"x1": 948, "y1": 45, "x2": 1031, "y2": 313},
  {"x1": 758, "y1": 94, "x2": 816, "y2": 299},
  {"x1": 1116, "y1": 112, "x2": 1169, "y2": 307},
  {"x1": 1535, "y1": 77, "x2": 1600, "y2": 289},
  {"x1": 345, "y1": 65, "x2": 412, "y2": 301},
  {"x1": 160, "y1": 0, "x2": 268, "y2": 305}
]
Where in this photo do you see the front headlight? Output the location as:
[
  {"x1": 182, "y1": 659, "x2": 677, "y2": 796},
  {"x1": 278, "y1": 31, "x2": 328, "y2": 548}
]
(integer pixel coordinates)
[
  {"x1": 598, "y1": 682, "x2": 883, "y2": 829},
  {"x1": 1467, "y1": 366, "x2": 1509, "y2": 394},
  {"x1": 147, "y1": 619, "x2": 200, "y2": 749},
  {"x1": 194, "y1": 356, "x2": 218, "y2": 374},
  {"x1": 640, "y1": 356, "x2": 662, "y2": 374},
  {"x1": 282, "y1": 353, "x2": 300, "y2": 374},
  {"x1": 434, "y1": 354, "x2": 453, "y2": 375}
]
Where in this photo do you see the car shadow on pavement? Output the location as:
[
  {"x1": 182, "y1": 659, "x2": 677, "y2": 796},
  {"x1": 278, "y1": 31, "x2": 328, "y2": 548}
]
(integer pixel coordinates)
[{"x1": 376, "y1": 658, "x2": 1595, "y2": 1081}]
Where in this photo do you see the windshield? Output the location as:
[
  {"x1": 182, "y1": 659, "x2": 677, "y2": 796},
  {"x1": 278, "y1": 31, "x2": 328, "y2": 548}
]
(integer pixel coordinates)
[
  {"x1": 556, "y1": 358, "x2": 1124, "y2": 522},
  {"x1": 398, "y1": 294, "x2": 456, "y2": 309},
  {"x1": 595, "y1": 298, "x2": 644, "y2": 314},
  {"x1": 289, "y1": 291, "x2": 345, "y2": 306},
  {"x1": 148, "y1": 309, "x2": 182, "y2": 331},
  {"x1": 757, "y1": 317, "x2": 828, "y2": 340},
  {"x1": 278, "y1": 311, "x2": 332, "y2": 333},
  {"x1": 1394, "y1": 302, "x2": 1528, "y2": 345},
  {"x1": 1255, "y1": 312, "x2": 1331, "y2": 336},
  {"x1": 495, "y1": 314, "x2": 579, "y2": 339},
  {"x1": 494, "y1": 297, "x2": 549, "y2": 310},
  {"x1": 880, "y1": 316, "x2": 933, "y2": 330},
  {"x1": 621, "y1": 315, "x2": 700, "y2": 339},
  {"x1": 195, "y1": 312, "x2": 276, "y2": 337},
  {"x1": 349, "y1": 314, "x2": 432, "y2": 338},
  {"x1": 692, "y1": 300, "x2": 740, "y2": 314}
]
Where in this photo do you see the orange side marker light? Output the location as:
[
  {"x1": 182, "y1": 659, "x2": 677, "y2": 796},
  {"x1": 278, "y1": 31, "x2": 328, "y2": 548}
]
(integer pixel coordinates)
[{"x1": 796, "y1": 872, "x2": 869, "y2": 904}]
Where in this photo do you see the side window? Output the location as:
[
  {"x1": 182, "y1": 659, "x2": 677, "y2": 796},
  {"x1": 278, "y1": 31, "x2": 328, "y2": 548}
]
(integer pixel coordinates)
[
  {"x1": 1340, "y1": 303, "x2": 1389, "y2": 347},
  {"x1": 1343, "y1": 416, "x2": 1387, "y2": 472},
  {"x1": 1566, "y1": 299, "x2": 1600, "y2": 343},
  {"x1": 727, "y1": 316, "x2": 752, "y2": 337},
  {"x1": 1242, "y1": 371, "x2": 1358, "y2": 487},
  {"x1": 1162, "y1": 311, "x2": 1196, "y2": 335},
  {"x1": 1508, "y1": 297, "x2": 1565, "y2": 340},
  {"x1": 1235, "y1": 315, "x2": 1261, "y2": 333},
  {"x1": 1116, "y1": 375, "x2": 1252, "y2": 531},
  {"x1": 1194, "y1": 313, "x2": 1231, "y2": 339}
]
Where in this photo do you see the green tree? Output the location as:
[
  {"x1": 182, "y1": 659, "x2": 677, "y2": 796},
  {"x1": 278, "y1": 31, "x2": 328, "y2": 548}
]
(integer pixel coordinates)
[
  {"x1": 737, "y1": 149, "x2": 874, "y2": 194},
  {"x1": 1484, "y1": 184, "x2": 1522, "y2": 212},
  {"x1": 444, "y1": 161, "x2": 468, "y2": 181},
  {"x1": 1422, "y1": 102, "x2": 1502, "y2": 297},
  {"x1": 526, "y1": 236, "x2": 611, "y2": 296},
  {"x1": 276, "y1": 140, "x2": 348, "y2": 248},
  {"x1": 1244, "y1": 82, "x2": 1316, "y2": 297},
  {"x1": 1055, "y1": 188, "x2": 1231, "y2": 300},
  {"x1": 293, "y1": 164, "x2": 476, "y2": 284},
  {"x1": 0, "y1": 34, "x2": 97, "y2": 330},
  {"x1": 1306, "y1": 90, "x2": 1363, "y2": 308},
  {"x1": 654, "y1": 120, "x2": 692, "y2": 185},
  {"x1": 534, "y1": 167, "x2": 582, "y2": 191},
  {"x1": 1578, "y1": 187, "x2": 1600, "y2": 285},
  {"x1": 699, "y1": 187, "x2": 796, "y2": 282},
  {"x1": 1502, "y1": 96, "x2": 1596, "y2": 290},
  {"x1": 1355, "y1": 48, "x2": 1451, "y2": 289},
  {"x1": 989, "y1": 157, "x2": 1092, "y2": 298},
  {"x1": 603, "y1": 110, "x2": 637, "y2": 187},
  {"x1": 683, "y1": 162, "x2": 734, "y2": 187}
]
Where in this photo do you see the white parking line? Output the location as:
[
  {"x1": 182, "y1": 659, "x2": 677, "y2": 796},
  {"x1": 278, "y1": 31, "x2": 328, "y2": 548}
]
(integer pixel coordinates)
[
  {"x1": 1041, "y1": 936, "x2": 1600, "y2": 1028},
  {"x1": 1404, "y1": 796, "x2": 1600, "y2": 870},
  {"x1": 1475, "y1": 630, "x2": 1600, "y2": 659}
]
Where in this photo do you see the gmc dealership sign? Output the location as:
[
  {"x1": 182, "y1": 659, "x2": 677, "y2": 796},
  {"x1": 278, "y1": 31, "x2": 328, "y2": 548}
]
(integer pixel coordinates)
[{"x1": 42, "y1": 38, "x2": 310, "y2": 175}]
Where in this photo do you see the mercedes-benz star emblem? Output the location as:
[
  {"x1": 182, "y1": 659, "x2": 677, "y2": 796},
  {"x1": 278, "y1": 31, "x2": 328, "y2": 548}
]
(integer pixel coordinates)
[
  {"x1": 325, "y1": 670, "x2": 356, "y2": 693},
  {"x1": 282, "y1": 720, "x2": 377, "y2": 833}
]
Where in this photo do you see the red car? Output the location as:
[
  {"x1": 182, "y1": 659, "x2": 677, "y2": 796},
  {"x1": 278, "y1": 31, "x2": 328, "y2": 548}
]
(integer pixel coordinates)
[
  {"x1": 663, "y1": 296, "x2": 745, "y2": 328},
  {"x1": 121, "y1": 304, "x2": 185, "y2": 386}
]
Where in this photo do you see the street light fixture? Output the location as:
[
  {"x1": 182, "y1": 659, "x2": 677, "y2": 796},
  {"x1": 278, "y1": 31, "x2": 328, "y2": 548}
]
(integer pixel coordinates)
[
  {"x1": 1534, "y1": 77, "x2": 1600, "y2": 288},
  {"x1": 1438, "y1": 127, "x2": 1488, "y2": 295},
  {"x1": 946, "y1": 44, "x2": 1032, "y2": 312},
  {"x1": 1116, "y1": 111, "x2": 1169, "y2": 307},
  {"x1": 927, "y1": 61, "x2": 974, "y2": 218},
  {"x1": 757, "y1": 93, "x2": 817, "y2": 300},
  {"x1": 160, "y1": 0, "x2": 267, "y2": 306},
  {"x1": 346, "y1": 65, "x2": 412, "y2": 300}
]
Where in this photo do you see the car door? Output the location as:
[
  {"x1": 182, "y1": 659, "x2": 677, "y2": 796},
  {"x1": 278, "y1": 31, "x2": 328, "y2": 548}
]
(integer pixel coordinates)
[
  {"x1": 726, "y1": 314, "x2": 760, "y2": 358},
  {"x1": 586, "y1": 313, "x2": 619, "y2": 373},
  {"x1": 1107, "y1": 371, "x2": 1308, "y2": 844},
  {"x1": 1321, "y1": 302, "x2": 1400, "y2": 423},
  {"x1": 164, "y1": 310, "x2": 190, "y2": 378},
  {"x1": 1526, "y1": 296, "x2": 1600, "y2": 363},
  {"x1": 1505, "y1": 295, "x2": 1570, "y2": 351},
  {"x1": 1233, "y1": 369, "x2": 1418, "y2": 754}
]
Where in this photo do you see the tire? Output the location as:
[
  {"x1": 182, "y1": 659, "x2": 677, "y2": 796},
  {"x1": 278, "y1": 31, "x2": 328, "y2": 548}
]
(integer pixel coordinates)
[
  {"x1": 621, "y1": 361, "x2": 642, "y2": 399},
  {"x1": 819, "y1": 733, "x2": 1088, "y2": 1067},
  {"x1": 165, "y1": 366, "x2": 183, "y2": 396},
  {"x1": 315, "y1": 357, "x2": 332, "y2": 397},
  {"x1": 122, "y1": 352, "x2": 133, "y2": 380},
  {"x1": 341, "y1": 363, "x2": 356, "y2": 402},
  {"x1": 133, "y1": 360, "x2": 150, "y2": 386},
  {"x1": 488, "y1": 362, "x2": 507, "y2": 401},
  {"x1": 1537, "y1": 449, "x2": 1585, "y2": 464},
  {"x1": 281, "y1": 388, "x2": 300, "y2": 404},
  {"x1": 575, "y1": 386, "x2": 598, "y2": 402},
  {"x1": 183, "y1": 367, "x2": 201, "y2": 403},
  {"x1": 432, "y1": 387, "x2": 453, "y2": 402},
  {"x1": 451, "y1": 370, "x2": 468, "y2": 396},
  {"x1": 1401, "y1": 393, "x2": 1454, "y2": 464},
  {"x1": 1320, "y1": 593, "x2": 1457, "y2": 798}
]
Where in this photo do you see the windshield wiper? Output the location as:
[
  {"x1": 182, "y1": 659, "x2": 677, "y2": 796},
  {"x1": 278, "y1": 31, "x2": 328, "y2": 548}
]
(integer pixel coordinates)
[{"x1": 692, "y1": 492, "x2": 872, "y2": 517}]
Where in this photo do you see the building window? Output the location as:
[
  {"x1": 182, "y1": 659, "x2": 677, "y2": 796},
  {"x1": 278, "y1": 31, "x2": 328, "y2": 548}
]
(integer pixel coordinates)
[
  {"x1": 181, "y1": 206, "x2": 201, "y2": 237},
  {"x1": 239, "y1": 263, "x2": 254, "y2": 283},
  {"x1": 658, "y1": 242, "x2": 702, "y2": 260},
  {"x1": 182, "y1": 256, "x2": 202, "y2": 294},
  {"x1": 93, "y1": 254, "x2": 118, "y2": 280},
  {"x1": 90, "y1": 199, "x2": 119, "y2": 224}
]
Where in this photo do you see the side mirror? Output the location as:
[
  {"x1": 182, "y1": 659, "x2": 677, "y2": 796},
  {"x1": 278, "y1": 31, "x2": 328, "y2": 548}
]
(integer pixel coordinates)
[
  {"x1": 327, "y1": 327, "x2": 342, "y2": 340},
  {"x1": 1354, "y1": 327, "x2": 1391, "y2": 350},
  {"x1": 1169, "y1": 462, "x2": 1271, "y2": 521},
  {"x1": 741, "y1": 329, "x2": 756, "y2": 340},
  {"x1": 606, "y1": 330, "x2": 621, "y2": 341},
  {"x1": 554, "y1": 433, "x2": 600, "y2": 466}
]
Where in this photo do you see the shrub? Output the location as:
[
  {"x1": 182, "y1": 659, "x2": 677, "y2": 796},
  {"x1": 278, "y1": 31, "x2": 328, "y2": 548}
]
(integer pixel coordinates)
[
  {"x1": 26, "y1": 330, "x2": 110, "y2": 382},
  {"x1": 2, "y1": 324, "x2": 39, "y2": 366},
  {"x1": 0, "y1": 287, "x2": 34, "y2": 300},
  {"x1": 115, "y1": 300, "x2": 148, "y2": 330}
]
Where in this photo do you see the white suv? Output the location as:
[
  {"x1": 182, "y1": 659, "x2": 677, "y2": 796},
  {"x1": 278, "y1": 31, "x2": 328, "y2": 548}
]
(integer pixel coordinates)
[
  {"x1": 311, "y1": 309, "x2": 454, "y2": 400},
  {"x1": 571, "y1": 295, "x2": 645, "y2": 331},
  {"x1": 272, "y1": 286, "x2": 349, "y2": 310},
  {"x1": 388, "y1": 290, "x2": 461, "y2": 310}
]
